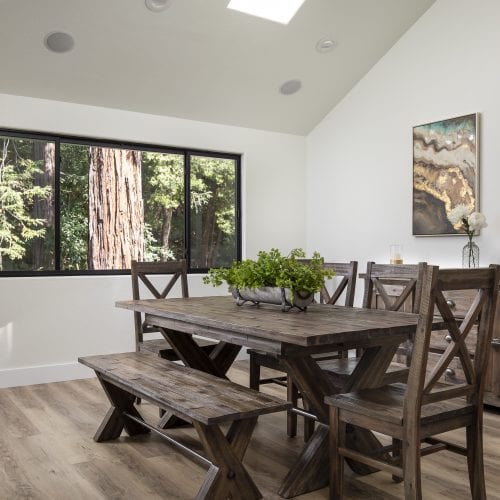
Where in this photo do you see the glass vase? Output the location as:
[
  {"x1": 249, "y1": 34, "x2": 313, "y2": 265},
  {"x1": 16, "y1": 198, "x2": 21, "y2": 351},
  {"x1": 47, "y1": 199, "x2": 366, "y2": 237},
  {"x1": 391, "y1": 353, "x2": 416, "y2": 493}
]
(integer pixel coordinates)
[{"x1": 462, "y1": 240, "x2": 479, "y2": 268}]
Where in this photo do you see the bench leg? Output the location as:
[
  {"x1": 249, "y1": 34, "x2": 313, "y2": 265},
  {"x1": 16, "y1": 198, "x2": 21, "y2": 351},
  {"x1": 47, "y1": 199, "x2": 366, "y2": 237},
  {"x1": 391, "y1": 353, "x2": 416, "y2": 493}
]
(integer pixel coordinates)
[
  {"x1": 94, "y1": 374, "x2": 150, "y2": 442},
  {"x1": 194, "y1": 418, "x2": 262, "y2": 500}
]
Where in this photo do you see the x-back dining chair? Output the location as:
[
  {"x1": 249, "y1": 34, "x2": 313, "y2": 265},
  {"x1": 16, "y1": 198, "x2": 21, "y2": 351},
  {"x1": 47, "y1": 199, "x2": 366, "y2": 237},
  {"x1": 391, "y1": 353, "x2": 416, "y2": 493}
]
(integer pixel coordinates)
[
  {"x1": 248, "y1": 261, "x2": 358, "y2": 439},
  {"x1": 326, "y1": 264, "x2": 500, "y2": 499},
  {"x1": 131, "y1": 260, "x2": 216, "y2": 360},
  {"x1": 319, "y1": 262, "x2": 428, "y2": 390}
]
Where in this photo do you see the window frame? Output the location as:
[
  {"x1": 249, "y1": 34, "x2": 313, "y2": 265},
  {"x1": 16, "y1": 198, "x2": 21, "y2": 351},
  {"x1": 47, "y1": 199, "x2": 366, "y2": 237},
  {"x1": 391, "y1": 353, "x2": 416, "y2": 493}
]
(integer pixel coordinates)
[{"x1": 0, "y1": 127, "x2": 242, "y2": 277}]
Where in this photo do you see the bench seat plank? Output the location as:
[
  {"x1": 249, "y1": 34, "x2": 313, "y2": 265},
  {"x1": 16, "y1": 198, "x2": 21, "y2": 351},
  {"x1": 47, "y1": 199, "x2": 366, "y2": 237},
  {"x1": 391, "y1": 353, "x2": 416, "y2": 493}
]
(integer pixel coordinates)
[{"x1": 79, "y1": 352, "x2": 290, "y2": 425}]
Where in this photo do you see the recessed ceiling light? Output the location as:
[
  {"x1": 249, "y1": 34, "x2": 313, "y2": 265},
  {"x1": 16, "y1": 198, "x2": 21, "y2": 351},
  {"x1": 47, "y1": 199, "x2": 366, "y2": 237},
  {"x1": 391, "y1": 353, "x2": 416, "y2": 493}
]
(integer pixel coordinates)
[
  {"x1": 316, "y1": 38, "x2": 336, "y2": 53},
  {"x1": 227, "y1": 0, "x2": 306, "y2": 25},
  {"x1": 44, "y1": 32, "x2": 75, "y2": 53},
  {"x1": 279, "y1": 79, "x2": 302, "y2": 96},
  {"x1": 145, "y1": 0, "x2": 171, "y2": 12}
]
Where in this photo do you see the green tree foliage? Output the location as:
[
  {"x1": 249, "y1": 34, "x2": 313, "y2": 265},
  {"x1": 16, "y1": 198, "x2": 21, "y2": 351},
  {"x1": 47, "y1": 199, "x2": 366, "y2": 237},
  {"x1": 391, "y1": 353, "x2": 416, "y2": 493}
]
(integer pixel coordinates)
[
  {"x1": 142, "y1": 152, "x2": 185, "y2": 261},
  {"x1": 60, "y1": 144, "x2": 89, "y2": 270},
  {"x1": 0, "y1": 138, "x2": 52, "y2": 271},
  {"x1": 190, "y1": 156, "x2": 236, "y2": 268}
]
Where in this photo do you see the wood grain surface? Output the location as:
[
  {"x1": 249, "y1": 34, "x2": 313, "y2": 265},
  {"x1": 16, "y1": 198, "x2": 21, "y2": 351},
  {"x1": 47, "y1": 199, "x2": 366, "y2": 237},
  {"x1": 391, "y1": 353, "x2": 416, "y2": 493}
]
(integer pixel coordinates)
[
  {"x1": 117, "y1": 296, "x2": 423, "y2": 348},
  {"x1": 79, "y1": 352, "x2": 290, "y2": 425}
]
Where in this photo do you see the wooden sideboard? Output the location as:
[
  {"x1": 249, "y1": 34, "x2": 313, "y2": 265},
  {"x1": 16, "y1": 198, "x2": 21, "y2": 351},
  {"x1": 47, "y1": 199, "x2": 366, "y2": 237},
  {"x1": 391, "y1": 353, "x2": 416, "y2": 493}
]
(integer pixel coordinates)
[{"x1": 371, "y1": 281, "x2": 500, "y2": 408}]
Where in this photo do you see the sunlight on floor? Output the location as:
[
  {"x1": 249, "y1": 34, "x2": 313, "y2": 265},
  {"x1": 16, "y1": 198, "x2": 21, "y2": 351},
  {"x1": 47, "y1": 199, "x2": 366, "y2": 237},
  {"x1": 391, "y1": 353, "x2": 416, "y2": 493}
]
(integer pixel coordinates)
[{"x1": 0, "y1": 321, "x2": 14, "y2": 361}]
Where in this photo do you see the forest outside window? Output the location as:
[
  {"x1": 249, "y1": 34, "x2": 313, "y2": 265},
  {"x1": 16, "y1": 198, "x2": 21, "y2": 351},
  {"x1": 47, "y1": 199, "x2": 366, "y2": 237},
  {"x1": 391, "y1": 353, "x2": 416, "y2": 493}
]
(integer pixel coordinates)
[{"x1": 0, "y1": 131, "x2": 241, "y2": 275}]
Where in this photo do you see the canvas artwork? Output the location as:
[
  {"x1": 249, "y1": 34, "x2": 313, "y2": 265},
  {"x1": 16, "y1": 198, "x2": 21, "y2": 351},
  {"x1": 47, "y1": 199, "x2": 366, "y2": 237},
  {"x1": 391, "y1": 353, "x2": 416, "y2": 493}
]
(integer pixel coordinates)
[{"x1": 412, "y1": 113, "x2": 479, "y2": 235}]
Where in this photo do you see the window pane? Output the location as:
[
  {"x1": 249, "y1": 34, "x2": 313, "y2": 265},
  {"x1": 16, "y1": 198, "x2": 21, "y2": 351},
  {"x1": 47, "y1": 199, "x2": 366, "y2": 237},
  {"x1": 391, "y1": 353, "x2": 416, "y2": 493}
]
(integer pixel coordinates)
[
  {"x1": 0, "y1": 136, "x2": 55, "y2": 271},
  {"x1": 60, "y1": 145, "x2": 186, "y2": 270},
  {"x1": 60, "y1": 143, "x2": 89, "y2": 270},
  {"x1": 61, "y1": 144, "x2": 145, "y2": 270},
  {"x1": 190, "y1": 155, "x2": 238, "y2": 269},
  {"x1": 142, "y1": 152, "x2": 185, "y2": 261}
]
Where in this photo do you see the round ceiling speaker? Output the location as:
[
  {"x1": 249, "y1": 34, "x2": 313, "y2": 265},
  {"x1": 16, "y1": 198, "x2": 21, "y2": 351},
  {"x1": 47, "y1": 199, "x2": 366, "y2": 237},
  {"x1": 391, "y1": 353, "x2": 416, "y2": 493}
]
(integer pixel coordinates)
[
  {"x1": 44, "y1": 32, "x2": 75, "y2": 53},
  {"x1": 316, "y1": 38, "x2": 336, "y2": 53},
  {"x1": 279, "y1": 79, "x2": 302, "y2": 96}
]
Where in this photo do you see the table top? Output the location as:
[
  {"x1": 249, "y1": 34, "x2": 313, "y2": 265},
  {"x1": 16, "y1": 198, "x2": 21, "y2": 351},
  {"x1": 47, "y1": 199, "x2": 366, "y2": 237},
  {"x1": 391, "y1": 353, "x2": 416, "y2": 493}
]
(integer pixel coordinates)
[{"x1": 116, "y1": 296, "x2": 424, "y2": 350}]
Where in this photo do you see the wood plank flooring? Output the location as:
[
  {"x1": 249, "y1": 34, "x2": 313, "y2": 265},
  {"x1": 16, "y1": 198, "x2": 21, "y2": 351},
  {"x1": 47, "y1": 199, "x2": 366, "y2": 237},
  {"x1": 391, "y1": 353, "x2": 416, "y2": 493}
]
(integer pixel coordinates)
[{"x1": 1, "y1": 360, "x2": 499, "y2": 499}]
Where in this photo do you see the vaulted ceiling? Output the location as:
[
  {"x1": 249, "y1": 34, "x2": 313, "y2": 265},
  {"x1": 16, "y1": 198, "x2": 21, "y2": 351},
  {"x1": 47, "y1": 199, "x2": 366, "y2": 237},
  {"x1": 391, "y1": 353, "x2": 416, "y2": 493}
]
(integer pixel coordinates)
[{"x1": 0, "y1": 0, "x2": 435, "y2": 134}]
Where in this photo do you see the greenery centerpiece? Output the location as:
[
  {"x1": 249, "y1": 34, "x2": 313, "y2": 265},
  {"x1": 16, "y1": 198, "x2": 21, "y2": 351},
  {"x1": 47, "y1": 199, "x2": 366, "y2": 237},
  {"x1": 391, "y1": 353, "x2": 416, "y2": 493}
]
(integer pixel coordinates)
[{"x1": 203, "y1": 248, "x2": 334, "y2": 311}]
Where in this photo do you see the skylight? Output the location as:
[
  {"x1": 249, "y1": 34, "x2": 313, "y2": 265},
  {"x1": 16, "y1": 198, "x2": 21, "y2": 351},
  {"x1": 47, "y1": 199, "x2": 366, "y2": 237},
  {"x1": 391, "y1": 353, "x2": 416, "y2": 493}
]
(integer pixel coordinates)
[{"x1": 227, "y1": 0, "x2": 306, "y2": 25}]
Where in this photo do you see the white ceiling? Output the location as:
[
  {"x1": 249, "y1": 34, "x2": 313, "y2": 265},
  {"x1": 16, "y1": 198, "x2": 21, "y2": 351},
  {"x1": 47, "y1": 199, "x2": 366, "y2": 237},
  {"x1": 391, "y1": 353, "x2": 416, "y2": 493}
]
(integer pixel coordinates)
[{"x1": 0, "y1": 0, "x2": 435, "y2": 135}]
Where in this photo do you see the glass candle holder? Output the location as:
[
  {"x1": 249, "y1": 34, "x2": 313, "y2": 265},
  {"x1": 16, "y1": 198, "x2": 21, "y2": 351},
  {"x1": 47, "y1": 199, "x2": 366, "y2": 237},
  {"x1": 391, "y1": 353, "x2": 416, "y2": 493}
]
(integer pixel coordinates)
[{"x1": 390, "y1": 244, "x2": 403, "y2": 265}]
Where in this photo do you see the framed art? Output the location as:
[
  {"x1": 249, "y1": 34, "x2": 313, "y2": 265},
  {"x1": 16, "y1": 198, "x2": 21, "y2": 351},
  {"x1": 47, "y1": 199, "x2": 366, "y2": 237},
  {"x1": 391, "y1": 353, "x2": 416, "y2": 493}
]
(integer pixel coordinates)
[{"x1": 412, "y1": 113, "x2": 479, "y2": 236}]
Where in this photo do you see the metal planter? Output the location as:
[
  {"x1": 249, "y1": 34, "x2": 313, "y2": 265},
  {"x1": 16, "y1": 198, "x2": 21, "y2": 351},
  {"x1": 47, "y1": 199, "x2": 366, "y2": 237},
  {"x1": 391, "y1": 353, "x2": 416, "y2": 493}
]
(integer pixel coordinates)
[{"x1": 231, "y1": 286, "x2": 314, "y2": 312}]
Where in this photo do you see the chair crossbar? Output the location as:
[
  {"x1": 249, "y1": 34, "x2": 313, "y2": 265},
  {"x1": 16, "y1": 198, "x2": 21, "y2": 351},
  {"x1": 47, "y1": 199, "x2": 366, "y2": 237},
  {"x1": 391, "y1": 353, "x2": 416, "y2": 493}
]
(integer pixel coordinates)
[
  {"x1": 338, "y1": 446, "x2": 403, "y2": 478},
  {"x1": 391, "y1": 279, "x2": 417, "y2": 311},
  {"x1": 424, "y1": 289, "x2": 484, "y2": 393},
  {"x1": 322, "y1": 276, "x2": 349, "y2": 305},
  {"x1": 424, "y1": 437, "x2": 468, "y2": 456},
  {"x1": 422, "y1": 383, "x2": 475, "y2": 405},
  {"x1": 138, "y1": 271, "x2": 181, "y2": 299}
]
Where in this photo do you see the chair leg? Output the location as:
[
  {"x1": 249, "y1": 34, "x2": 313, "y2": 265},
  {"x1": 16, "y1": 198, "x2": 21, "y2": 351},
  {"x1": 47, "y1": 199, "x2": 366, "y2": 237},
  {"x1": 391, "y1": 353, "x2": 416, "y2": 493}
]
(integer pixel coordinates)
[
  {"x1": 392, "y1": 438, "x2": 403, "y2": 483},
  {"x1": 329, "y1": 406, "x2": 344, "y2": 500},
  {"x1": 287, "y1": 376, "x2": 298, "y2": 437},
  {"x1": 402, "y1": 434, "x2": 422, "y2": 500},
  {"x1": 249, "y1": 354, "x2": 261, "y2": 390},
  {"x1": 466, "y1": 417, "x2": 487, "y2": 500}
]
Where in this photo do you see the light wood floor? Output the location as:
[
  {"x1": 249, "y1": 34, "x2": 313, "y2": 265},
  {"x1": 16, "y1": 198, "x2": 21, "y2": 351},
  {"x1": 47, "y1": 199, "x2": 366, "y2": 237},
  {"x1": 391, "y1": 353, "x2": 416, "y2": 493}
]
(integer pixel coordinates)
[{"x1": 1, "y1": 360, "x2": 500, "y2": 499}]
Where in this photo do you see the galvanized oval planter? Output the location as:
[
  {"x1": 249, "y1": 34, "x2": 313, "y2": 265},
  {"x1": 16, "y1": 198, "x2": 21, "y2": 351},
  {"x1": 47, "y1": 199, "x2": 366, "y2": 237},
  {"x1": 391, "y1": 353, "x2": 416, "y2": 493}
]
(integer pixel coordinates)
[{"x1": 231, "y1": 286, "x2": 314, "y2": 312}]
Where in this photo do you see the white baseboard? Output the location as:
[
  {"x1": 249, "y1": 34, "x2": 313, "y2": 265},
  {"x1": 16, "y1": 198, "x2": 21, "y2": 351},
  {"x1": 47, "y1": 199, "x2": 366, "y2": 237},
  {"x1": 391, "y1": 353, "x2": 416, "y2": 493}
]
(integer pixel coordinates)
[
  {"x1": 0, "y1": 349, "x2": 249, "y2": 389},
  {"x1": 0, "y1": 362, "x2": 95, "y2": 388}
]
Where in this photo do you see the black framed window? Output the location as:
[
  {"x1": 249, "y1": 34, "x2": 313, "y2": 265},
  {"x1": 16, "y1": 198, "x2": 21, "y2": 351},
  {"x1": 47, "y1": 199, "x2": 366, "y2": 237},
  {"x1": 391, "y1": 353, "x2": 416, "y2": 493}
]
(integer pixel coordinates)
[{"x1": 0, "y1": 129, "x2": 241, "y2": 275}]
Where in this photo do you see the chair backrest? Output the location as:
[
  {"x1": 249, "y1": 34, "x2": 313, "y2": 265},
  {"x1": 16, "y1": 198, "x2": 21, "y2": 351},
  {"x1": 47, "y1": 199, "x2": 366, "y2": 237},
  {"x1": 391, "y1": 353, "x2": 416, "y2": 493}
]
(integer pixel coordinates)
[
  {"x1": 298, "y1": 260, "x2": 358, "y2": 307},
  {"x1": 320, "y1": 261, "x2": 358, "y2": 307},
  {"x1": 362, "y1": 262, "x2": 428, "y2": 314},
  {"x1": 405, "y1": 265, "x2": 500, "y2": 421},
  {"x1": 131, "y1": 260, "x2": 189, "y2": 347}
]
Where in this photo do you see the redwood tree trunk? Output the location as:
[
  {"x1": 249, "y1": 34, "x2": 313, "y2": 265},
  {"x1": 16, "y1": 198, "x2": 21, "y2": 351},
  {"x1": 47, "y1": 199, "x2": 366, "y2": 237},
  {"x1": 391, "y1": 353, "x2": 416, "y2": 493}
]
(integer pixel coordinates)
[
  {"x1": 88, "y1": 147, "x2": 144, "y2": 269},
  {"x1": 201, "y1": 195, "x2": 218, "y2": 268},
  {"x1": 161, "y1": 206, "x2": 173, "y2": 261},
  {"x1": 32, "y1": 142, "x2": 55, "y2": 270}
]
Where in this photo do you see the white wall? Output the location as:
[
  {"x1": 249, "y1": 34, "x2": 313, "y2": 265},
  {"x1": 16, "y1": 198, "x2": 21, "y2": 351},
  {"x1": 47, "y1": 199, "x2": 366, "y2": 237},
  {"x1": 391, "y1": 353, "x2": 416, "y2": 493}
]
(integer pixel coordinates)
[
  {"x1": 306, "y1": 0, "x2": 500, "y2": 303},
  {"x1": 0, "y1": 93, "x2": 306, "y2": 387}
]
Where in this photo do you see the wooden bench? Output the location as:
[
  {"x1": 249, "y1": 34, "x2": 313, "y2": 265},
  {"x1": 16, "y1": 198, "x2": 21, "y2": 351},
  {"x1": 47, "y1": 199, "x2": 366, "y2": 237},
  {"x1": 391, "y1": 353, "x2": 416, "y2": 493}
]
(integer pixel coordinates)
[{"x1": 79, "y1": 352, "x2": 290, "y2": 500}]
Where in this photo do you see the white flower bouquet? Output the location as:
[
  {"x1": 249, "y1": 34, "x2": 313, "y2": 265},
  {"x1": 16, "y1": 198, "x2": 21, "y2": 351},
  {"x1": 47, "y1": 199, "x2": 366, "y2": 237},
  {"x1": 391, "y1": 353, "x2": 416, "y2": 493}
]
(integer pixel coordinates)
[{"x1": 447, "y1": 204, "x2": 487, "y2": 267}]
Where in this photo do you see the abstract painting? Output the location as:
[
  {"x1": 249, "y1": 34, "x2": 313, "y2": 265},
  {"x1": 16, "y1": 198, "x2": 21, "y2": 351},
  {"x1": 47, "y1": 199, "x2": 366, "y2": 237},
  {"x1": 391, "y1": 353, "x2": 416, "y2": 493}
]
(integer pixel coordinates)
[{"x1": 413, "y1": 113, "x2": 479, "y2": 235}]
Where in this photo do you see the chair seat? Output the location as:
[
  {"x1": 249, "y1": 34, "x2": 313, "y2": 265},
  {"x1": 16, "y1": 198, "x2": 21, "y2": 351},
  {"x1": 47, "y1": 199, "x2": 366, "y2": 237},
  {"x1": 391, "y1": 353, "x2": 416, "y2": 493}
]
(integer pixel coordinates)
[
  {"x1": 318, "y1": 357, "x2": 409, "y2": 386},
  {"x1": 326, "y1": 383, "x2": 474, "y2": 426},
  {"x1": 318, "y1": 357, "x2": 407, "y2": 377},
  {"x1": 140, "y1": 338, "x2": 217, "y2": 359}
]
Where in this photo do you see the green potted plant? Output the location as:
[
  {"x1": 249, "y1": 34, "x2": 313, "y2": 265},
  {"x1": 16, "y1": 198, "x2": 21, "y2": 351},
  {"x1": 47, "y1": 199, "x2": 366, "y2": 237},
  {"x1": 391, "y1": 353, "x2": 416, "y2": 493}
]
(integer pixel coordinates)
[{"x1": 203, "y1": 248, "x2": 334, "y2": 311}]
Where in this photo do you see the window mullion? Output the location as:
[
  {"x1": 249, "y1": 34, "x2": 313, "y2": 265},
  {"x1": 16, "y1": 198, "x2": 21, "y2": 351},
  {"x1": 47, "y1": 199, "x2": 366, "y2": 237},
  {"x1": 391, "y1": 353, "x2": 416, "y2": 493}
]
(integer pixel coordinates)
[
  {"x1": 54, "y1": 139, "x2": 61, "y2": 271},
  {"x1": 185, "y1": 152, "x2": 191, "y2": 271}
]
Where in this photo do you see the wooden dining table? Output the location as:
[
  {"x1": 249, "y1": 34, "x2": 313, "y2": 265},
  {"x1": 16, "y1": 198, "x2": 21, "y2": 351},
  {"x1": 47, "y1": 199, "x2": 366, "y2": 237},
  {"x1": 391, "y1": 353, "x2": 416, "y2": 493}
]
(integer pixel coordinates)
[{"x1": 116, "y1": 295, "x2": 431, "y2": 498}]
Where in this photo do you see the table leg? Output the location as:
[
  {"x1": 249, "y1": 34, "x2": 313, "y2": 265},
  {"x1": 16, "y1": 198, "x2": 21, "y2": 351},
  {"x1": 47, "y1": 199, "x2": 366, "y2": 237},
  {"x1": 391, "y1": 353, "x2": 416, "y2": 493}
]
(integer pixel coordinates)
[
  {"x1": 279, "y1": 345, "x2": 399, "y2": 498},
  {"x1": 158, "y1": 328, "x2": 242, "y2": 429}
]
